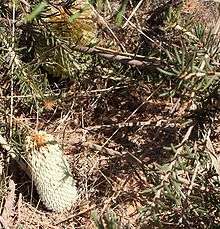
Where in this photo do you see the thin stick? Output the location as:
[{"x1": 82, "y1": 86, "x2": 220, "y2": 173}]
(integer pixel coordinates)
[
  {"x1": 55, "y1": 205, "x2": 96, "y2": 225},
  {"x1": 91, "y1": 7, "x2": 127, "y2": 52},
  {"x1": 9, "y1": 1, "x2": 16, "y2": 138},
  {"x1": 123, "y1": 0, "x2": 144, "y2": 28}
]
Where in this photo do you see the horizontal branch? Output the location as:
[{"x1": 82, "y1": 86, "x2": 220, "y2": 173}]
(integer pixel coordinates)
[{"x1": 72, "y1": 45, "x2": 164, "y2": 69}]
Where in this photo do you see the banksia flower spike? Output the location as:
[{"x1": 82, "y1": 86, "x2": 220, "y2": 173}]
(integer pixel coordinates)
[
  {"x1": 33, "y1": 0, "x2": 97, "y2": 77},
  {"x1": 25, "y1": 131, "x2": 78, "y2": 212},
  {"x1": 44, "y1": 0, "x2": 97, "y2": 46}
]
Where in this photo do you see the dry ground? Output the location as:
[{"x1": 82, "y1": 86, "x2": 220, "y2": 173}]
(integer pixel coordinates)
[
  {"x1": 0, "y1": 0, "x2": 219, "y2": 228},
  {"x1": 9, "y1": 84, "x2": 180, "y2": 228}
]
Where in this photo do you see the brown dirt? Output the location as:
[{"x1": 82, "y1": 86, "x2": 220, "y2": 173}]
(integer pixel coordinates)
[{"x1": 0, "y1": 0, "x2": 219, "y2": 228}]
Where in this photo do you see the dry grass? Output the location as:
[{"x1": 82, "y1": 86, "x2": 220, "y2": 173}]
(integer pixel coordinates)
[
  {"x1": 0, "y1": 0, "x2": 220, "y2": 228},
  {"x1": 2, "y1": 92, "x2": 180, "y2": 228}
]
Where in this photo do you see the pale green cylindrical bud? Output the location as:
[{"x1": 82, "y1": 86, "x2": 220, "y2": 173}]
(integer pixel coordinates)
[{"x1": 25, "y1": 131, "x2": 78, "y2": 212}]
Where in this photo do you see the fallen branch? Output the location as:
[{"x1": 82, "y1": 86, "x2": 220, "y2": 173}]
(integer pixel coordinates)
[{"x1": 68, "y1": 45, "x2": 164, "y2": 69}]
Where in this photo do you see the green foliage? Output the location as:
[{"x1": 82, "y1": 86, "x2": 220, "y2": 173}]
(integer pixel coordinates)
[
  {"x1": 115, "y1": 0, "x2": 128, "y2": 26},
  {"x1": 146, "y1": 18, "x2": 220, "y2": 108},
  {"x1": 140, "y1": 143, "x2": 220, "y2": 227},
  {"x1": 92, "y1": 210, "x2": 119, "y2": 229},
  {"x1": 131, "y1": 2, "x2": 219, "y2": 227},
  {"x1": 25, "y1": 1, "x2": 47, "y2": 22}
]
